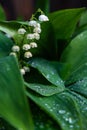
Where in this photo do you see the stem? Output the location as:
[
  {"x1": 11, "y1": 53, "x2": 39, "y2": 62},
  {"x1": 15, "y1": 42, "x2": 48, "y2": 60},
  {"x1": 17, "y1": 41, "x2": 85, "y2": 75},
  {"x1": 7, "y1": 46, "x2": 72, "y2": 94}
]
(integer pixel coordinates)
[{"x1": 35, "y1": 0, "x2": 50, "y2": 14}]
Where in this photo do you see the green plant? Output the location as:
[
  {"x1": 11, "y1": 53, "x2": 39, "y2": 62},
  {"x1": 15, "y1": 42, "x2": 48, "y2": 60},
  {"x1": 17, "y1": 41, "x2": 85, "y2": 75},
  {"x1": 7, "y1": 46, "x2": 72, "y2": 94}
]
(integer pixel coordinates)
[{"x1": 0, "y1": 4, "x2": 87, "y2": 130}]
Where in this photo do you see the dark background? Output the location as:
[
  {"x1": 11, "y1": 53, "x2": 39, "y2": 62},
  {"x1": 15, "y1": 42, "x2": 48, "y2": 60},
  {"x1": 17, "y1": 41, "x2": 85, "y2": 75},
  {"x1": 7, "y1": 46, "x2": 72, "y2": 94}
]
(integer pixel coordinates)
[{"x1": 0, "y1": 0, "x2": 87, "y2": 20}]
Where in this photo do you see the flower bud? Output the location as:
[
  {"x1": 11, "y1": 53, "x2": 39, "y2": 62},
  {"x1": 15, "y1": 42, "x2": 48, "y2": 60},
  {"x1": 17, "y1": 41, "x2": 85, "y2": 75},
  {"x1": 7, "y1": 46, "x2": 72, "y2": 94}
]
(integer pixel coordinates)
[
  {"x1": 12, "y1": 45, "x2": 20, "y2": 52},
  {"x1": 10, "y1": 52, "x2": 16, "y2": 57},
  {"x1": 23, "y1": 66, "x2": 30, "y2": 72},
  {"x1": 20, "y1": 69, "x2": 25, "y2": 75},
  {"x1": 18, "y1": 28, "x2": 26, "y2": 34},
  {"x1": 28, "y1": 20, "x2": 37, "y2": 27},
  {"x1": 39, "y1": 14, "x2": 49, "y2": 22},
  {"x1": 22, "y1": 44, "x2": 31, "y2": 50},
  {"x1": 34, "y1": 33, "x2": 40, "y2": 40},
  {"x1": 30, "y1": 42, "x2": 37, "y2": 48},
  {"x1": 33, "y1": 27, "x2": 41, "y2": 34},
  {"x1": 24, "y1": 51, "x2": 32, "y2": 58},
  {"x1": 36, "y1": 23, "x2": 41, "y2": 28},
  {"x1": 27, "y1": 34, "x2": 35, "y2": 40}
]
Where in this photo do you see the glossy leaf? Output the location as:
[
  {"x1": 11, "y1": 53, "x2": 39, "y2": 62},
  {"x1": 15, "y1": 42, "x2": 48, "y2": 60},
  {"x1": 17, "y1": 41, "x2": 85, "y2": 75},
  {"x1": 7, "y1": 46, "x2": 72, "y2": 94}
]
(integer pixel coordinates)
[
  {"x1": 61, "y1": 30, "x2": 87, "y2": 78},
  {"x1": 0, "y1": 56, "x2": 33, "y2": 130},
  {"x1": 25, "y1": 82, "x2": 65, "y2": 96},
  {"x1": 69, "y1": 77, "x2": 87, "y2": 98},
  {"x1": 51, "y1": 61, "x2": 71, "y2": 81},
  {"x1": 68, "y1": 91, "x2": 87, "y2": 130},
  {"x1": 28, "y1": 58, "x2": 64, "y2": 88},
  {"x1": 0, "y1": 33, "x2": 14, "y2": 58},
  {"x1": 26, "y1": 90, "x2": 82, "y2": 130},
  {"x1": 49, "y1": 8, "x2": 85, "y2": 39},
  {"x1": 65, "y1": 63, "x2": 87, "y2": 85},
  {"x1": 30, "y1": 101, "x2": 60, "y2": 130}
]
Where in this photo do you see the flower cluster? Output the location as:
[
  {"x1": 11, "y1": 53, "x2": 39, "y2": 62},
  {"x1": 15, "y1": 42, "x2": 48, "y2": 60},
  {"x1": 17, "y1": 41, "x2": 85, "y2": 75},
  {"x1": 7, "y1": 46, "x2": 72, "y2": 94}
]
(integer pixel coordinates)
[{"x1": 10, "y1": 14, "x2": 49, "y2": 75}]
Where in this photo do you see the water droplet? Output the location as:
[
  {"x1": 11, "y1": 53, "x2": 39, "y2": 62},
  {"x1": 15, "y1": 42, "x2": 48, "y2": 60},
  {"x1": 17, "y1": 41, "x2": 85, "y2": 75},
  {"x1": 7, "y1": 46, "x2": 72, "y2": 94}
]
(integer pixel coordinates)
[
  {"x1": 68, "y1": 118, "x2": 73, "y2": 124},
  {"x1": 46, "y1": 74, "x2": 50, "y2": 79},
  {"x1": 69, "y1": 125, "x2": 74, "y2": 128},
  {"x1": 39, "y1": 123, "x2": 44, "y2": 129},
  {"x1": 49, "y1": 109, "x2": 53, "y2": 112},
  {"x1": 59, "y1": 110, "x2": 66, "y2": 114}
]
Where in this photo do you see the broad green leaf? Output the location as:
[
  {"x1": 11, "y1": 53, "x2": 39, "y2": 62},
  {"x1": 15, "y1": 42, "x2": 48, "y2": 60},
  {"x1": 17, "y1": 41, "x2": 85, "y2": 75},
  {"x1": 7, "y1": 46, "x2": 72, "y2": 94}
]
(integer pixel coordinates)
[
  {"x1": 74, "y1": 24, "x2": 87, "y2": 37},
  {"x1": 0, "y1": 5, "x2": 6, "y2": 20},
  {"x1": 69, "y1": 77, "x2": 87, "y2": 98},
  {"x1": 49, "y1": 8, "x2": 85, "y2": 39},
  {"x1": 28, "y1": 58, "x2": 64, "y2": 87},
  {"x1": 30, "y1": 100, "x2": 60, "y2": 130},
  {"x1": 0, "y1": 33, "x2": 14, "y2": 58},
  {"x1": 79, "y1": 10, "x2": 87, "y2": 26},
  {"x1": 65, "y1": 63, "x2": 87, "y2": 85},
  {"x1": 68, "y1": 91, "x2": 87, "y2": 130},
  {"x1": 0, "y1": 56, "x2": 33, "y2": 130},
  {"x1": 25, "y1": 82, "x2": 65, "y2": 96},
  {"x1": 51, "y1": 61, "x2": 71, "y2": 81},
  {"x1": 26, "y1": 90, "x2": 82, "y2": 130},
  {"x1": 61, "y1": 30, "x2": 87, "y2": 78}
]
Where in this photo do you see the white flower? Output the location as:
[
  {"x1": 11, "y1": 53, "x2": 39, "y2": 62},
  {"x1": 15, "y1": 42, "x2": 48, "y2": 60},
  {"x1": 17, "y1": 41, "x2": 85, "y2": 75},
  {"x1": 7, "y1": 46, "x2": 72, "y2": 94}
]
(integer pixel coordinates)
[
  {"x1": 36, "y1": 23, "x2": 41, "y2": 28},
  {"x1": 12, "y1": 45, "x2": 20, "y2": 52},
  {"x1": 23, "y1": 66, "x2": 30, "y2": 72},
  {"x1": 27, "y1": 34, "x2": 35, "y2": 40},
  {"x1": 30, "y1": 42, "x2": 37, "y2": 48},
  {"x1": 18, "y1": 28, "x2": 26, "y2": 34},
  {"x1": 33, "y1": 27, "x2": 41, "y2": 34},
  {"x1": 34, "y1": 33, "x2": 40, "y2": 40},
  {"x1": 22, "y1": 44, "x2": 31, "y2": 50},
  {"x1": 20, "y1": 69, "x2": 25, "y2": 75},
  {"x1": 24, "y1": 51, "x2": 32, "y2": 58},
  {"x1": 39, "y1": 14, "x2": 49, "y2": 21},
  {"x1": 28, "y1": 20, "x2": 37, "y2": 27},
  {"x1": 10, "y1": 52, "x2": 16, "y2": 57}
]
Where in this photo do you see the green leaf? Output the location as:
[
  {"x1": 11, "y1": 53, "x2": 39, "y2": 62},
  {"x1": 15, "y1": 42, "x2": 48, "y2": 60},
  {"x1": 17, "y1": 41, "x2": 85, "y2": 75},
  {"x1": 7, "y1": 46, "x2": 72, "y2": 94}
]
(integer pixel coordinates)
[
  {"x1": 25, "y1": 82, "x2": 65, "y2": 96},
  {"x1": 69, "y1": 77, "x2": 87, "y2": 98},
  {"x1": 68, "y1": 91, "x2": 87, "y2": 130},
  {"x1": 26, "y1": 90, "x2": 82, "y2": 130},
  {"x1": 51, "y1": 61, "x2": 71, "y2": 81},
  {"x1": 79, "y1": 10, "x2": 87, "y2": 26},
  {"x1": 74, "y1": 24, "x2": 87, "y2": 37},
  {"x1": 61, "y1": 30, "x2": 87, "y2": 79},
  {"x1": 28, "y1": 58, "x2": 64, "y2": 88},
  {"x1": 30, "y1": 101, "x2": 61, "y2": 130},
  {"x1": 0, "y1": 33, "x2": 14, "y2": 58},
  {"x1": 0, "y1": 56, "x2": 34, "y2": 130},
  {"x1": 49, "y1": 8, "x2": 85, "y2": 39},
  {"x1": 65, "y1": 63, "x2": 87, "y2": 85},
  {"x1": 0, "y1": 5, "x2": 6, "y2": 20}
]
